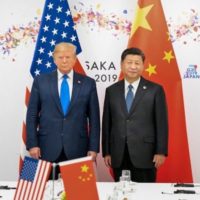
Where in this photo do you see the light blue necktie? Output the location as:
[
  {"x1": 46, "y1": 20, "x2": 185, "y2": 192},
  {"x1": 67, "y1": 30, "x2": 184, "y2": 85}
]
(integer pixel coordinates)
[
  {"x1": 60, "y1": 74, "x2": 70, "y2": 116},
  {"x1": 126, "y1": 85, "x2": 134, "y2": 112}
]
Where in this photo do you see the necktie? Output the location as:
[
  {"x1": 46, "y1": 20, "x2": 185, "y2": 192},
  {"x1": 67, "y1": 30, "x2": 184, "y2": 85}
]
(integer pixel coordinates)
[
  {"x1": 126, "y1": 85, "x2": 134, "y2": 112},
  {"x1": 60, "y1": 74, "x2": 70, "y2": 115}
]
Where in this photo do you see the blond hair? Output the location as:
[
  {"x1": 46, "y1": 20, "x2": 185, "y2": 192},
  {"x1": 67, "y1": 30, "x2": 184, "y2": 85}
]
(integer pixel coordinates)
[{"x1": 53, "y1": 42, "x2": 77, "y2": 57}]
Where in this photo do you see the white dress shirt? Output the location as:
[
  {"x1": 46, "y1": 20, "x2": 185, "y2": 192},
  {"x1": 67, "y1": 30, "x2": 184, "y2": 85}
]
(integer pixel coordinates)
[
  {"x1": 124, "y1": 77, "x2": 140, "y2": 98},
  {"x1": 57, "y1": 69, "x2": 73, "y2": 99}
]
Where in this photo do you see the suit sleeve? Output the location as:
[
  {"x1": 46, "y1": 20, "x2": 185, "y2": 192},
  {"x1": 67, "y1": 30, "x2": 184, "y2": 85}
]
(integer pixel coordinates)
[
  {"x1": 102, "y1": 88, "x2": 111, "y2": 157},
  {"x1": 155, "y1": 85, "x2": 168, "y2": 155},
  {"x1": 26, "y1": 77, "x2": 41, "y2": 150},
  {"x1": 88, "y1": 79, "x2": 100, "y2": 153}
]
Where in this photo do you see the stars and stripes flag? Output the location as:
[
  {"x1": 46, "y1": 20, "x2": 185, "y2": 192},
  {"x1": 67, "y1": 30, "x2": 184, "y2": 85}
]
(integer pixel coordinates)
[
  {"x1": 19, "y1": 0, "x2": 85, "y2": 170},
  {"x1": 14, "y1": 156, "x2": 52, "y2": 200}
]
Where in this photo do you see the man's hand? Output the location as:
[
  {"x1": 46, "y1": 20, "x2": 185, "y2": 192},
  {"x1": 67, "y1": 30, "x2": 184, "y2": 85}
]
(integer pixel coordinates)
[
  {"x1": 104, "y1": 155, "x2": 111, "y2": 167},
  {"x1": 87, "y1": 151, "x2": 97, "y2": 161},
  {"x1": 153, "y1": 154, "x2": 166, "y2": 168},
  {"x1": 29, "y1": 147, "x2": 41, "y2": 159}
]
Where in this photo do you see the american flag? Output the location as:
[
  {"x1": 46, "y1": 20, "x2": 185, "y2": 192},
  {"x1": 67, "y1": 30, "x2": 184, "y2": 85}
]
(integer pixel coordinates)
[
  {"x1": 14, "y1": 156, "x2": 52, "y2": 200},
  {"x1": 30, "y1": 0, "x2": 81, "y2": 77},
  {"x1": 19, "y1": 0, "x2": 83, "y2": 170}
]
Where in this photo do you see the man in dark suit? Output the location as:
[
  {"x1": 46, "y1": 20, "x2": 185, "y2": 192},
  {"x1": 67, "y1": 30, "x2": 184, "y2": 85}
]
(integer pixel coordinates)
[
  {"x1": 26, "y1": 42, "x2": 100, "y2": 178},
  {"x1": 102, "y1": 47, "x2": 168, "y2": 182}
]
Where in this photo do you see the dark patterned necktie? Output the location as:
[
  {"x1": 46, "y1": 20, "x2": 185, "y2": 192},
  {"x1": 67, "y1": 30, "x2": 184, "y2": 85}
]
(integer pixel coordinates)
[{"x1": 126, "y1": 85, "x2": 134, "y2": 112}]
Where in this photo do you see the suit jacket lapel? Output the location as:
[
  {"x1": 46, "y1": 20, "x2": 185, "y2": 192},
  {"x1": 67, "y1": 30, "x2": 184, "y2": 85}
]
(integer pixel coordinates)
[
  {"x1": 50, "y1": 71, "x2": 63, "y2": 115},
  {"x1": 117, "y1": 80, "x2": 129, "y2": 116},
  {"x1": 67, "y1": 72, "x2": 82, "y2": 114},
  {"x1": 129, "y1": 77, "x2": 148, "y2": 114}
]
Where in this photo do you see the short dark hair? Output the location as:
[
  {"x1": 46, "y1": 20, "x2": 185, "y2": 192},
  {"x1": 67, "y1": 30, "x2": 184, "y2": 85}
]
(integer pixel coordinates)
[{"x1": 121, "y1": 47, "x2": 145, "y2": 62}]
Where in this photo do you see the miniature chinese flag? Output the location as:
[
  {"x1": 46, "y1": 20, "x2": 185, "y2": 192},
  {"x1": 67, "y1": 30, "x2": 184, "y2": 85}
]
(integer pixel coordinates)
[{"x1": 59, "y1": 156, "x2": 99, "y2": 200}]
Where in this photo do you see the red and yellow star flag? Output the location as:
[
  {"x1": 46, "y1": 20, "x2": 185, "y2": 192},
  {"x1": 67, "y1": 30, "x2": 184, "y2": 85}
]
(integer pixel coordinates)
[
  {"x1": 129, "y1": 0, "x2": 192, "y2": 182},
  {"x1": 59, "y1": 156, "x2": 99, "y2": 200}
]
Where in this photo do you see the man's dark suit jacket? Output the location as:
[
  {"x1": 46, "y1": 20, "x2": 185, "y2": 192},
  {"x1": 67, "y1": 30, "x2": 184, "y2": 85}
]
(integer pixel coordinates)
[
  {"x1": 26, "y1": 70, "x2": 100, "y2": 162},
  {"x1": 102, "y1": 77, "x2": 168, "y2": 168}
]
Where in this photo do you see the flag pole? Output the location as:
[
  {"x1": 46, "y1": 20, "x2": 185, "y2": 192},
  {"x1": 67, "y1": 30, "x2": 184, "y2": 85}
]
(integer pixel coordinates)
[{"x1": 52, "y1": 163, "x2": 56, "y2": 200}]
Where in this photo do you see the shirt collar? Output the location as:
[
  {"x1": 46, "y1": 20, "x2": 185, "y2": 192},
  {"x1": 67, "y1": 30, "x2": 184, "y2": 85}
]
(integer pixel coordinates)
[
  {"x1": 124, "y1": 77, "x2": 141, "y2": 90},
  {"x1": 57, "y1": 69, "x2": 74, "y2": 80}
]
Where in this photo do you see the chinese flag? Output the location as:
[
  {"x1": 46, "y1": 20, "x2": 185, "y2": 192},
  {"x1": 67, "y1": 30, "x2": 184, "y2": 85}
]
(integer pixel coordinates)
[
  {"x1": 128, "y1": 0, "x2": 193, "y2": 182},
  {"x1": 59, "y1": 157, "x2": 99, "y2": 200}
]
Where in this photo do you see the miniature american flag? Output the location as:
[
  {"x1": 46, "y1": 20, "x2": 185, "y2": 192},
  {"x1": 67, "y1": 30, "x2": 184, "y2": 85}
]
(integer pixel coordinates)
[{"x1": 14, "y1": 156, "x2": 52, "y2": 200}]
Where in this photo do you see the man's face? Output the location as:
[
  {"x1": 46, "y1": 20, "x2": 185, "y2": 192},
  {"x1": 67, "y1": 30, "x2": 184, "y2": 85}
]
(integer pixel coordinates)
[
  {"x1": 53, "y1": 46, "x2": 76, "y2": 74},
  {"x1": 121, "y1": 54, "x2": 144, "y2": 83}
]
